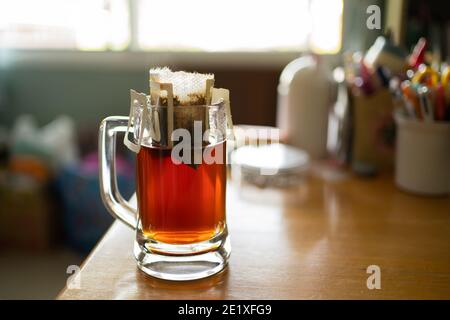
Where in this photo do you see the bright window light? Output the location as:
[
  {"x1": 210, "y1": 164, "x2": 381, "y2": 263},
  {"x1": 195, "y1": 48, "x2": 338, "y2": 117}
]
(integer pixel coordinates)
[
  {"x1": 310, "y1": 0, "x2": 343, "y2": 54},
  {"x1": 137, "y1": 0, "x2": 342, "y2": 53},
  {"x1": 0, "y1": 0, "x2": 343, "y2": 53},
  {"x1": 0, "y1": 0, "x2": 130, "y2": 50}
]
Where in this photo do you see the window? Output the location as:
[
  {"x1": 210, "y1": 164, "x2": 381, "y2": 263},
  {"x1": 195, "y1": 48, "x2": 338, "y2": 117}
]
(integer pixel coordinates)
[
  {"x1": 0, "y1": 0, "x2": 130, "y2": 50},
  {"x1": 0, "y1": 0, "x2": 343, "y2": 53}
]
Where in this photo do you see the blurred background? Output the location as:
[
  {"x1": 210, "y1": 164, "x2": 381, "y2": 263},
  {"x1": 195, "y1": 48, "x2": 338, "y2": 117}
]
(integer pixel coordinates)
[{"x1": 1, "y1": 0, "x2": 449, "y2": 299}]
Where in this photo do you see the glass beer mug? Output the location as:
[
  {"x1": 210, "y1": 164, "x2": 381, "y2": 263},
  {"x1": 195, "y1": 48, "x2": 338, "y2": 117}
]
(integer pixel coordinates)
[{"x1": 99, "y1": 89, "x2": 230, "y2": 281}]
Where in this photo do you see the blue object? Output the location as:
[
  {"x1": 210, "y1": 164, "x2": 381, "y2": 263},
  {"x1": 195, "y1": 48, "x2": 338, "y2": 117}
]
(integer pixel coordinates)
[{"x1": 56, "y1": 153, "x2": 135, "y2": 253}]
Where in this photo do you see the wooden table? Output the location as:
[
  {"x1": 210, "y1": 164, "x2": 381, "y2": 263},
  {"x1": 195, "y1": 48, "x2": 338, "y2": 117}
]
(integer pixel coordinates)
[{"x1": 58, "y1": 169, "x2": 450, "y2": 299}]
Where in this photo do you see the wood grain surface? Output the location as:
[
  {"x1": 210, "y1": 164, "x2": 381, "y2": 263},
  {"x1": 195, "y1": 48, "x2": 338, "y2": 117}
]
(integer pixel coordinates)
[{"x1": 58, "y1": 170, "x2": 450, "y2": 299}]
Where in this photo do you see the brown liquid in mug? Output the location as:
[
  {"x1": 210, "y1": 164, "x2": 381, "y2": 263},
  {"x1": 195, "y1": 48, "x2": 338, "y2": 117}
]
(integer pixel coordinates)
[{"x1": 136, "y1": 142, "x2": 226, "y2": 244}]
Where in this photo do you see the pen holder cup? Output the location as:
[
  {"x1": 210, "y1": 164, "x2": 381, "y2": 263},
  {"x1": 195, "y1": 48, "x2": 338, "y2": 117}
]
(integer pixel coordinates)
[{"x1": 395, "y1": 113, "x2": 450, "y2": 196}]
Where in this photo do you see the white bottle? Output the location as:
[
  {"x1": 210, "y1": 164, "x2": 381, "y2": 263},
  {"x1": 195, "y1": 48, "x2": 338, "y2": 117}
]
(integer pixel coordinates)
[{"x1": 277, "y1": 55, "x2": 335, "y2": 159}]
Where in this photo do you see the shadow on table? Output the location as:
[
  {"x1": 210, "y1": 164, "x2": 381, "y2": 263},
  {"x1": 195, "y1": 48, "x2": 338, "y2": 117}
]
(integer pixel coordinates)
[{"x1": 133, "y1": 267, "x2": 230, "y2": 299}]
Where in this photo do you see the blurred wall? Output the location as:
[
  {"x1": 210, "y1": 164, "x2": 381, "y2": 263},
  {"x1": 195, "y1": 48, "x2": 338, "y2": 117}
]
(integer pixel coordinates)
[
  {"x1": 342, "y1": 0, "x2": 385, "y2": 52},
  {"x1": 0, "y1": 62, "x2": 282, "y2": 131},
  {"x1": 0, "y1": 66, "x2": 146, "y2": 128}
]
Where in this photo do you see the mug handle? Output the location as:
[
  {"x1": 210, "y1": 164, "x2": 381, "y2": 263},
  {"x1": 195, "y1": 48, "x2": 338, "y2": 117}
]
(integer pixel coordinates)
[{"x1": 99, "y1": 116, "x2": 137, "y2": 229}]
